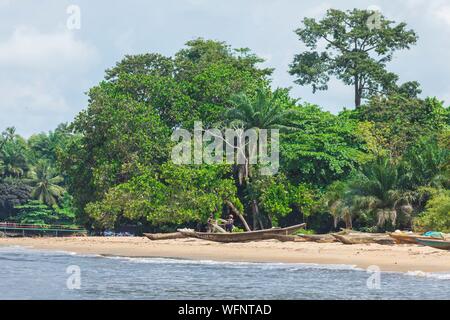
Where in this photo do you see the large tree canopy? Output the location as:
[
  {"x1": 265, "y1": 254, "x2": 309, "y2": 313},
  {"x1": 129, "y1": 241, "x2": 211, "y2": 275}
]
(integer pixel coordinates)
[
  {"x1": 289, "y1": 8, "x2": 418, "y2": 107},
  {"x1": 60, "y1": 39, "x2": 273, "y2": 225}
]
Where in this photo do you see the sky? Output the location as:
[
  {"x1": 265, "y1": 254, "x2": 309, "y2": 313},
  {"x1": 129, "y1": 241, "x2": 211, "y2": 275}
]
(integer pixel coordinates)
[{"x1": 1, "y1": 0, "x2": 450, "y2": 137}]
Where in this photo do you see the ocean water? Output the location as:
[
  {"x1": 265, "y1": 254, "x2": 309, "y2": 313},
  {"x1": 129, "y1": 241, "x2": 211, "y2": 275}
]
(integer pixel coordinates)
[{"x1": 0, "y1": 246, "x2": 449, "y2": 300}]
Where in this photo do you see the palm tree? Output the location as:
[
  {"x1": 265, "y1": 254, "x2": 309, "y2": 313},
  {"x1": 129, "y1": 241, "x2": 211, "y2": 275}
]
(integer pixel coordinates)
[
  {"x1": 225, "y1": 87, "x2": 298, "y2": 230},
  {"x1": 227, "y1": 87, "x2": 296, "y2": 184},
  {"x1": 227, "y1": 87, "x2": 296, "y2": 131},
  {"x1": 27, "y1": 161, "x2": 65, "y2": 206},
  {"x1": 347, "y1": 157, "x2": 411, "y2": 230},
  {"x1": 0, "y1": 141, "x2": 28, "y2": 178},
  {"x1": 322, "y1": 181, "x2": 353, "y2": 229}
]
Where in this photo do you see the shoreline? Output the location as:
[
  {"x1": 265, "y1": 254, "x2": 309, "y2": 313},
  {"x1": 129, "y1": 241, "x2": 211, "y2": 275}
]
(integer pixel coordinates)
[{"x1": 0, "y1": 236, "x2": 449, "y2": 273}]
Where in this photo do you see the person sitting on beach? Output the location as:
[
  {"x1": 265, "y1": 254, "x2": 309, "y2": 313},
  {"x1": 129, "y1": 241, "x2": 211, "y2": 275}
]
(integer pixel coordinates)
[
  {"x1": 225, "y1": 214, "x2": 234, "y2": 233},
  {"x1": 206, "y1": 214, "x2": 215, "y2": 233}
]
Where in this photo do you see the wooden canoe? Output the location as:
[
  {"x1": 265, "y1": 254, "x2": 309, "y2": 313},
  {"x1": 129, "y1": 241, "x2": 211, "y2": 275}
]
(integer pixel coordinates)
[
  {"x1": 332, "y1": 234, "x2": 396, "y2": 245},
  {"x1": 416, "y1": 238, "x2": 450, "y2": 250},
  {"x1": 389, "y1": 232, "x2": 444, "y2": 244},
  {"x1": 179, "y1": 223, "x2": 306, "y2": 243},
  {"x1": 143, "y1": 232, "x2": 187, "y2": 240}
]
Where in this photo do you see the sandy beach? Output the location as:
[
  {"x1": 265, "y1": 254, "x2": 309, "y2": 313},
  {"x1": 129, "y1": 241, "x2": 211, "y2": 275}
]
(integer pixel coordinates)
[{"x1": 0, "y1": 236, "x2": 449, "y2": 273}]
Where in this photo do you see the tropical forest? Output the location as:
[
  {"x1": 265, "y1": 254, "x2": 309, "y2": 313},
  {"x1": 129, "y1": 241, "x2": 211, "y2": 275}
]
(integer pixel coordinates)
[{"x1": 1, "y1": 9, "x2": 449, "y2": 235}]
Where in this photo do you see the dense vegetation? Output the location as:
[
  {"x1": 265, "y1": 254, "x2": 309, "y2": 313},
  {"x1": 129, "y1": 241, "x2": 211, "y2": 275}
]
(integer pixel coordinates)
[{"x1": 1, "y1": 9, "x2": 449, "y2": 233}]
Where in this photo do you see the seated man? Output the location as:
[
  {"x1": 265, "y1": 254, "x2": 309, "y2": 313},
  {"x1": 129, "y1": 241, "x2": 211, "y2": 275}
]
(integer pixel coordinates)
[
  {"x1": 225, "y1": 214, "x2": 234, "y2": 233},
  {"x1": 206, "y1": 214, "x2": 215, "y2": 233}
]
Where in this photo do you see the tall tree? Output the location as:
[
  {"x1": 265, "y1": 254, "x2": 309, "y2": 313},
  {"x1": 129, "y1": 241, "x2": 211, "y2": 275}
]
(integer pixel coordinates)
[
  {"x1": 226, "y1": 87, "x2": 296, "y2": 184},
  {"x1": 28, "y1": 161, "x2": 65, "y2": 206},
  {"x1": 0, "y1": 128, "x2": 29, "y2": 179},
  {"x1": 289, "y1": 9, "x2": 418, "y2": 107}
]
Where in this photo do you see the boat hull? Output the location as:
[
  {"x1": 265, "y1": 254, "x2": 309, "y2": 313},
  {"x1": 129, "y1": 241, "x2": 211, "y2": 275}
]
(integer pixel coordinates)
[
  {"x1": 180, "y1": 223, "x2": 306, "y2": 243},
  {"x1": 389, "y1": 233, "x2": 443, "y2": 244},
  {"x1": 416, "y1": 238, "x2": 450, "y2": 250}
]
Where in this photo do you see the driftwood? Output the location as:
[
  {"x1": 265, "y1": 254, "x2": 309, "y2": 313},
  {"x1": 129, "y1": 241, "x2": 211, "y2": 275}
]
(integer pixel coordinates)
[
  {"x1": 143, "y1": 232, "x2": 187, "y2": 240},
  {"x1": 297, "y1": 234, "x2": 337, "y2": 243}
]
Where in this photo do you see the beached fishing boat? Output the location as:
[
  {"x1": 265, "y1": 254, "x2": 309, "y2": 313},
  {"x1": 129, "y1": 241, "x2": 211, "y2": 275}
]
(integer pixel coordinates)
[
  {"x1": 389, "y1": 232, "x2": 445, "y2": 244},
  {"x1": 416, "y1": 238, "x2": 450, "y2": 250},
  {"x1": 332, "y1": 233, "x2": 396, "y2": 245},
  {"x1": 143, "y1": 232, "x2": 187, "y2": 240},
  {"x1": 178, "y1": 223, "x2": 306, "y2": 243}
]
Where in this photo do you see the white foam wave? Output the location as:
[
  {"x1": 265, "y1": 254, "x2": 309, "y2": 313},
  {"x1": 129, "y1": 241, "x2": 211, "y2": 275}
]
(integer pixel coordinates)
[
  {"x1": 104, "y1": 255, "x2": 363, "y2": 271},
  {"x1": 405, "y1": 270, "x2": 450, "y2": 280}
]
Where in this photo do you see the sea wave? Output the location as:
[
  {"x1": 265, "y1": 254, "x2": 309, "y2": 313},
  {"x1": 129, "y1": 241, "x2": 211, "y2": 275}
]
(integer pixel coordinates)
[
  {"x1": 405, "y1": 270, "x2": 450, "y2": 280},
  {"x1": 104, "y1": 255, "x2": 363, "y2": 271}
]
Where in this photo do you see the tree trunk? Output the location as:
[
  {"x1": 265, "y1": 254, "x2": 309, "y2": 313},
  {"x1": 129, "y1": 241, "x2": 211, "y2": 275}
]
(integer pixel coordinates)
[
  {"x1": 212, "y1": 223, "x2": 226, "y2": 233},
  {"x1": 225, "y1": 200, "x2": 251, "y2": 232},
  {"x1": 354, "y1": 76, "x2": 361, "y2": 108},
  {"x1": 251, "y1": 200, "x2": 262, "y2": 231},
  {"x1": 252, "y1": 201, "x2": 257, "y2": 230}
]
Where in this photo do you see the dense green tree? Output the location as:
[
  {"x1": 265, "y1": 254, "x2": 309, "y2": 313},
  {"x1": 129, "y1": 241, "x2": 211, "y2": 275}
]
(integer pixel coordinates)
[
  {"x1": 355, "y1": 95, "x2": 449, "y2": 157},
  {"x1": 281, "y1": 104, "x2": 368, "y2": 187},
  {"x1": 289, "y1": 9, "x2": 418, "y2": 107},
  {"x1": 14, "y1": 200, "x2": 55, "y2": 225},
  {"x1": 400, "y1": 136, "x2": 450, "y2": 190},
  {"x1": 85, "y1": 163, "x2": 241, "y2": 230},
  {"x1": 61, "y1": 39, "x2": 272, "y2": 223},
  {"x1": 414, "y1": 189, "x2": 450, "y2": 233},
  {"x1": 27, "y1": 123, "x2": 73, "y2": 166},
  {"x1": 13, "y1": 199, "x2": 76, "y2": 226}
]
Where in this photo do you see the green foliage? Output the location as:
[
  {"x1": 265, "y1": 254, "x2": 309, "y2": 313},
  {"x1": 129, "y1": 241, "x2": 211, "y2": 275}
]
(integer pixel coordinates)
[
  {"x1": 281, "y1": 104, "x2": 368, "y2": 186},
  {"x1": 290, "y1": 8, "x2": 418, "y2": 107},
  {"x1": 85, "y1": 163, "x2": 241, "y2": 229},
  {"x1": 414, "y1": 190, "x2": 450, "y2": 233},
  {"x1": 356, "y1": 96, "x2": 449, "y2": 157},
  {"x1": 227, "y1": 87, "x2": 297, "y2": 130},
  {"x1": 346, "y1": 157, "x2": 412, "y2": 230},
  {"x1": 252, "y1": 175, "x2": 316, "y2": 226},
  {"x1": 13, "y1": 194, "x2": 77, "y2": 226},
  {"x1": 14, "y1": 200, "x2": 55, "y2": 225},
  {"x1": 0, "y1": 127, "x2": 30, "y2": 179},
  {"x1": 27, "y1": 161, "x2": 65, "y2": 206},
  {"x1": 0, "y1": 24, "x2": 448, "y2": 234},
  {"x1": 400, "y1": 136, "x2": 450, "y2": 190}
]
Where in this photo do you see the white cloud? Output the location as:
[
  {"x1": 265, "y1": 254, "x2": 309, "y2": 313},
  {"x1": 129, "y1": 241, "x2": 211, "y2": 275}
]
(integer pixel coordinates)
[
  {"x1": 433, "y1": 5, "x2": 450, "y2": 28},
  {"x1": 0, "y1": 26, "x2": 97, "y2": 71},
  {"x1": 0, "y1": 81, "x2": 70, "y2": 113}
]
